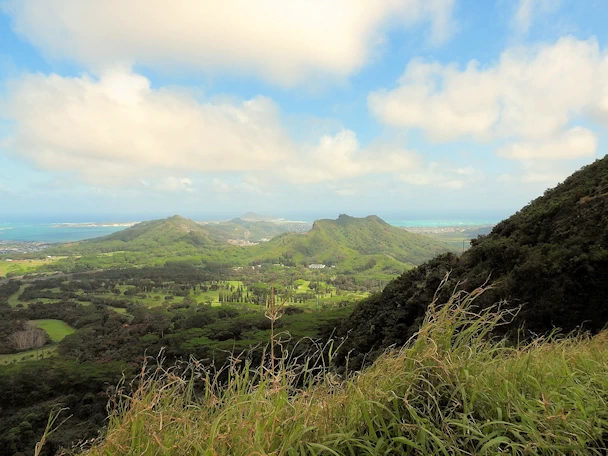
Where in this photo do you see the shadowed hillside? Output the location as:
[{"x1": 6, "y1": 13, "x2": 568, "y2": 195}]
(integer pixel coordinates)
[{"x1": 339, "y1": 156, "x2": 608, "y2": 368}]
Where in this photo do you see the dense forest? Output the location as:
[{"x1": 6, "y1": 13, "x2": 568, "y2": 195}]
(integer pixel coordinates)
[
  {"x1": 339, "y1": 156, "x2": 608, "y2": 368},
  {"x1": 0, "y1": 263, "x2": 353, "y2": 455}
]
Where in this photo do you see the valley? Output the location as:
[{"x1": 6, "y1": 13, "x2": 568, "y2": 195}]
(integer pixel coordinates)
[
  {"x1": 1, "y1": 160, "x2": 608, "y2": 455},
  {"x1": 0, "y1": 214, "x2": 441, "y2": 454}
]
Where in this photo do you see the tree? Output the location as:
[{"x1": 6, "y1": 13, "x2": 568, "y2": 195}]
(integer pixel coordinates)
[{"x1": 9, "y1": 328, "x2": 49, "y2": 351}]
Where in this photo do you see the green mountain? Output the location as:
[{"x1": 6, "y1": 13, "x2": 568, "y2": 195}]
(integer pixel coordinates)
[
  {"x1": 340, "y1": 157, "x2": 608, "y2": 368},
  {"x1": 247, "y1": 214, "x2": 452, "y2": 273},
  {"x1": 46, "y1": 215, "x2": 217, "y2": 255},
  {"x1": 33, "y1": 214, "x2": 448, "y2": 274}
]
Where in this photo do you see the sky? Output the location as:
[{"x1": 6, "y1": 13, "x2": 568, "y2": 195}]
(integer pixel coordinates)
[{"x1": 1, "y1": 0, "x2": 607, "y2": 222}]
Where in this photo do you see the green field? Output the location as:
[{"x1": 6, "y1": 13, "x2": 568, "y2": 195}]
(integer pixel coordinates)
[
  {"x1": 422, "y1": 232, "x2": 472, "y2": 251},
  {"x1": 108, "y1": 306, "x2": 128, "y2": 314},
  {"x1": 7, "y1": 284, "x2": 26, "y2": 307},
  {"x1": 0, "y1": 258, "x2": 62, "y2": 278},
  {"x1": 0, "y1": 346, "x2": 57, "y2": 364},
  {"x1": 29, "y1": 319, "x2": 75, "y2": 342},
  {"x1": 10, "y1": 276, "x2": 370, "y2": 313},
  {"x1": 0, "y1": 320, "x2": 75, "y2": 364}
]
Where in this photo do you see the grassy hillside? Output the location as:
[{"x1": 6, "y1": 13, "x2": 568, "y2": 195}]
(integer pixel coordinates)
[
  {"x1": 339, "y1": 156, "x2": 608, "y2": 368},
  {"x1": 50, "y1": 215, "x2": 217, "y2": 255},
  {"x1": 81, "y1": 290, "x2": 608, "y2": 456},
  {"x1": 247, "y1": 214, "x2": 451, "y2": 273},
  {"x1": 21, "y1": 216, "x2": 231, "y2": 273}
]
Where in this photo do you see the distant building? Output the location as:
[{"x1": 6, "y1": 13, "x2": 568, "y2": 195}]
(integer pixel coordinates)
[{"x1": 308, "y1": 264, "x2": 326, "y2": 269}]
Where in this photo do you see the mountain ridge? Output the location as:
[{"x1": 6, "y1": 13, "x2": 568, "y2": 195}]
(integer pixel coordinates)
[
  {"x1": 248, "y1": 214, "x2": 452, "y2": 272},
  {"x1": 339, "y1": 156, "x2": 608, "y2": 368}
]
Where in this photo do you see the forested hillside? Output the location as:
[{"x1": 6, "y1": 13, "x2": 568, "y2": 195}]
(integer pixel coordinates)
[
  {"x1": 340, "y1": 157, "x2": 608, "y2": 368},
  {"x1": 12, "y1": 214, "x2": 450, "y2": 278},
  {"x1": 247, "y1": 214, "x2": 451, "y2": 272}
]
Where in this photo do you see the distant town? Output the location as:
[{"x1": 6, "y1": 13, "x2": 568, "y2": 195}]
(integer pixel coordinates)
[{"x1": 0, "y1": 241, "x2": 57, "y2": 255}]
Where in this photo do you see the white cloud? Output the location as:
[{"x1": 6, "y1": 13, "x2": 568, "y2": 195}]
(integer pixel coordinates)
[
  {"x1": 512, "y1": 0, "x2": 561, "y2": 36},
  {"x1": 209, "y1": 176, "x2": 270, "y2": 197},
  {"x1": 0, "y1": 184, "x2": 15, "y2": 196},
  {"x1": 498, "y1": 161, "x2": 573, "y2": 185},
  {"x1": 2, "y1": 69, "x2": 466, "y2": 191},
  {"x1": 368, "y1": 36, "x2": 608, "y2": 143},
  {"x1": 400, "y1": 162, "x2": 484, "y2": 189},
  {"x1": 156, "y1": 177, "x2": 194, "y2": 193},
  {"x1": 282, "y1": 130, "x2": 422, "y2": 184},
  {"x1": 497, "y1": 127, "x2": 597, "y2": 161},
  {"x1": 3, "y1": 0, "x2": 456, "y2": 86},
  {"x1": 1, "y1": 69, "x2": 294, "y2": 186}
]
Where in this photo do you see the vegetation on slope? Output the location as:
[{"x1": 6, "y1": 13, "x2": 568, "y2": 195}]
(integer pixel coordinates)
[
  {"x1": 340, "y1": 157, "x2": 608, "y2": 367},
  {"x1": 0, "y1": 263, "x2": 358, "y2": 454},
  {"x1": 247, "y1": 214, "x2": 451, "y2": 271},
  {"x1": 15, "y1": 214, "x2": 449, "y2": 279},
  {"x1": 82, "y1": 288, "x2": 608, "y2": 455},
  {"x1": 45, "y1": 215, "x2": 217, "y2": 256},
  {"x1": 0, "y1": 359, "x2": 129, "y2": 456}
]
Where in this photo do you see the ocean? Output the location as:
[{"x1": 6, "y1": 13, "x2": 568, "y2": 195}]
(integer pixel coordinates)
[
  {"x1": 0, "y1": 222, "x2": 134, "y2": 243},
  {"x1": 0, "y1": 218, "x2": 498, "y2": 243}
]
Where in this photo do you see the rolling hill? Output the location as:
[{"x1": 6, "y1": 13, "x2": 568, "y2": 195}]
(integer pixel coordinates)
[
  {"x1": 247, "y1": 214, "x2": 452, "y2": 273},
  {"x1": 29, "y1": 214, "x2": 450, "y2": 275},
  {"x1": 340, "y1": 156, "x2": 608, "y2": 368},
  {"x1": 31, "y1": 214, "x2": 451, "y2": 275},
  {"x1": 43, "y1": 215, "x2": 218, "y2": 255}
]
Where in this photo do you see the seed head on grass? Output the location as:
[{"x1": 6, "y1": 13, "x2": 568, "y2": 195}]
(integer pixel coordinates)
[{"x1": 78, "y1": 281, "x2": 608, "y2": 456}]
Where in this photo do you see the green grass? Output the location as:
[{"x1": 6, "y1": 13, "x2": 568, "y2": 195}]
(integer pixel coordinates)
[
  {"x1": 1, "y1": 320, "x2": 75, "y2": 365},
  {"x1": 80, "y1": 287, "x2": 608, "y2": 456},
  {"x1": 0, "y1": 346, "x2": 57, "y2": 365},
  {"x1": 7, "y1": 284, "x2": 26, "y2": 307},
  {"x1": 29, "y1": 319, "x2": 75, "y2": 343},
  {"x1": 108, "y1": 306, "x2": 129, "y2": 314},
  {"x1": 0, "y1": 258, "x2": 62, "y2": 278}
]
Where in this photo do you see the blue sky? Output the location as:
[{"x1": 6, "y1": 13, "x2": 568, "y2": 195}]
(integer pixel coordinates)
[{"x1": 1, "y1": 0, "x2": 607, "y2": 222}]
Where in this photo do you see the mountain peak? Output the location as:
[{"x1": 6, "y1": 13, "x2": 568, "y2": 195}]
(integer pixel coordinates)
[
  {"x1": 167, "y1": 214, "x2": 188, "y2": 221},
  {"x1": 263, "y1": 213, "x2": 450, "y2": 267},
  {"x1": 83, "y1": 215, "x2": 213, "y2": 249}
]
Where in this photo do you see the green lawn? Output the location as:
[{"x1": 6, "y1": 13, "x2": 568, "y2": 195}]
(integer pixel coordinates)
[
  {"x1": 7, "y1": 284, "x2": 26, "y2": 307},
  {"x1": 0, "y1": 346, "x2": 57, "y2": 364},
  {"x1": 29, "y1": 319, "x2": 76, "y2": 343},
  {"x1": 0, "y1": 258, "x2": 62, "y2": 278},
  {"x1": 108, "y1": 306, "x2": 128, "y2": 314}
]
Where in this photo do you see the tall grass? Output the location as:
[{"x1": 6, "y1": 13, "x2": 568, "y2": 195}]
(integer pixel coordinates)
[{"x1": 80, "y1": 285, "x2": 608, "y2": 455}]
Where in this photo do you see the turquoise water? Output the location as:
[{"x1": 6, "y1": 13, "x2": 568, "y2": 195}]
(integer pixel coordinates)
[{"x1": 0, "y1": 222, "x2": 132, "y2": 243}]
